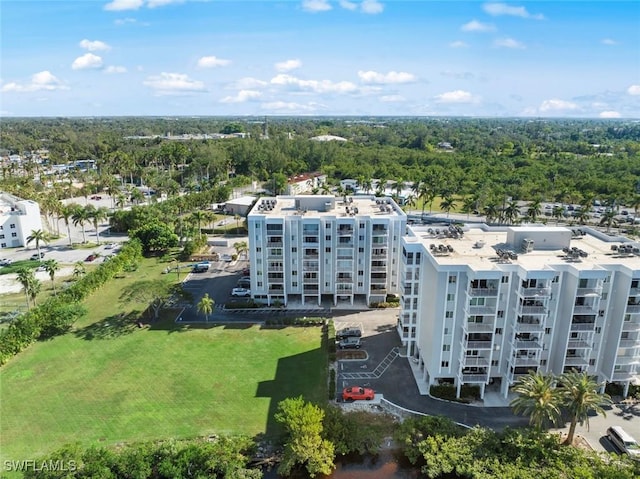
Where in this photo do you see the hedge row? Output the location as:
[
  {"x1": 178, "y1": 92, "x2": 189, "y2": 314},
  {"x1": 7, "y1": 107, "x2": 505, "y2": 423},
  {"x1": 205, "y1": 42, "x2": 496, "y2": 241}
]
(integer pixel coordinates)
[
  {"x1": 429, "y1": 383, "x2": 481, "y2": 403},
  {"x1": 0, "y1": 240, "x2": 143, "y2": 366},
  {"x1": 370, "y1": 301, "x2": 400, "y2": 309},
  {"x1": 263, "y1": 317, "x2": 325, "y2": 326}
]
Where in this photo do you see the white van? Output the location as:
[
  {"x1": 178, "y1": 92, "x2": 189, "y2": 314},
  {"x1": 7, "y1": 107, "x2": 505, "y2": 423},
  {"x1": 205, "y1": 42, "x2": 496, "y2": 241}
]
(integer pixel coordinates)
[{"x1": 607, "y1": 426, "x2": 640, "y2": 459}]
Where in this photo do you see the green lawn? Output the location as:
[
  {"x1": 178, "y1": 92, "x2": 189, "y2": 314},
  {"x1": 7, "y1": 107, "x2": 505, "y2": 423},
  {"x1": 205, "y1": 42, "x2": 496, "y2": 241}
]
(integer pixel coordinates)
[{"x1": 0, "y1": 258, "x2": 326, "y2": 463}]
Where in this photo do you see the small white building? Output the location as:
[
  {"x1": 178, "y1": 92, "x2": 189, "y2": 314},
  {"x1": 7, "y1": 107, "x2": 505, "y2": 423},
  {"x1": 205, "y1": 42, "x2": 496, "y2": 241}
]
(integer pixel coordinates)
[
  {"x1": 224, "y1": 196, "x2": 257, "y2": 216},
  {"x1": 0, "y1": 192, "x2": 42, "y2": 250},
  {"x1": 286, "y1": 172, "x2": 327, "y2": 195}
]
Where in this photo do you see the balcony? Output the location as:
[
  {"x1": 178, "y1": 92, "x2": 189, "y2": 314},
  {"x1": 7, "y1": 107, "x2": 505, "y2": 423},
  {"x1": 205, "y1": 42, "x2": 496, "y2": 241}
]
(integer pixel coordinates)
[
  {"x1": 267, "y1": 251, "x2": 283, "y2": 259},
  {"x1": 336, "y1": 286, "x2": 353, "y2": 293},
  {"x1": 268, "y1": 286, "x2": 285, "y2": 294},
  {"x1": 465, "y1": 340, "x2": 493, "y2": 350},
  {"x1": 303, "y1": 253, "x2": 319, "y2": 259},
  {"x1": 576, "y1": 286, "x2": 602, "y2": 297},
  {"x1": 467, "y1": 288, "x2": 499, "y2": 297},
  {"x1": 565, "y1": 355, "x2": 589, "y2": 367},
  {"x1": 466, "y1": 305, "x2": 497, "y2": 315},
  {"x1": 567, "y1": 339, "x2": 591, "y2": 349},
  {"x1": 266, "y1": 240, "x2": 283, "y2": 247},
  {"x1": 626, "y1": 304, "x2": 640, "y2": 314},
  {"x1": 464, "y1": 322, "x2": 494, "y2": 333},
  {"x1": 618, "y1": 339, "x2": 639, "y2": 348},
  {"x1": 519, "y1": 305, "x2": 547, "y2": 315},
  {"x1": 515, "y1": 318, "x2": 544, "y2": 332},
  {"x1": 267, "y1": 266, "x2": 283, "y2": 272},
  {"x1": 370, "y1": 287, "x2": 387, "y2": 295},
  {"x1": 512, "y1": 355, "x2": 540, "y2": 367},
  {"x1": 303, "y1": 263, "x2": 318, "y2": 272},
  {"x1": 461, "y1": 356, "x2": 490, "y2": 367},
  {"x1": 520, "y1": 287, "x2": 551, "y2": 297},
  {"x1": 629, "y1": 287, "x2": 640, "y2": 296},
  {"x1": 462, "y1": 373, "x2": 489, "y2": 383},
  {"x1": 337, "y1": 253, "x2": 354, "y2": 260},
  {"x1": 570, "y1": 322, "x2": 596, "y2": 332},
  {"x1": 612, "y1": 370, "x2": 637, "y2": 381},
  {"x1": 513, "y1": 339, "x2": 542, "y2": 349},
  {"x1": 372, "y1": 265, "x2": 387, "y2": 272},
  {"x1": 616, "y1": 355, "x2": 640, "y2": 366},
  {"x1": 622, "y1": 321, "x2": 640, "y2": 332},
  {"x1": 303, "y1": 285, "x2": 319, "y2": 292},
  {"x1": 338, "y1": 227, "x2": 354, "y2": 236},
  {"x1": 573, "y1": 305, "x2": 598, "y2": 315},
  {"x1": 303, "y1": 276, "x2": 318, "y2": 284}
]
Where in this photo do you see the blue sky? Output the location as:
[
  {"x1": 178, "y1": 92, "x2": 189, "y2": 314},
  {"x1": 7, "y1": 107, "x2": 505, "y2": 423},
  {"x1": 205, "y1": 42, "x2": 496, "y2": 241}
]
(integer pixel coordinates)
[{"x1": 1, "y1": 0, "x2": 639, "y2": 117}]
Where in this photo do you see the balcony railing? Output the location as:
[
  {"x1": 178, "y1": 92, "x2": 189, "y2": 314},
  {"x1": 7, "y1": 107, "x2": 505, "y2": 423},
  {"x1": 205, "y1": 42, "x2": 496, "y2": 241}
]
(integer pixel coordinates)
[
  {"x1": 338, "y1": 228, "x2": 354, "y2": 236},
  {"x1": 461, "y1": 356, "x2": 490, "y2": 366},
  {"x1": 616, "y1": 356, "x2": 640, "y2": 366},
  {"x1": 573, "y1": 305, "x2": 598, "y2": 314},
  {"x1": 520, "y1": 287, "x2": 551, "y2": 297},
  {"x1": 626, "y1": 304, "x2": 640, "y2": 313},
  {"x1": 618, "y1": 339, "x2": 639, "y2": 348},
  {"x1": 612, "y1": 371, "x2": 637, "y2": 381},
  {"x1": 512, "y1": 356, "x2": 540, "y2": 367},
  {"x1": 371, "y1": 265, "x2": 387, "y2": 272},
  {"x1": 519, "y1": 305, "x2": 547, "y2": 315},
  {"x1": 465, "y1": 340, "x2": 493, "y2": 349},
  {"x1": 464, "y1": 322, "x2": 494, "y2": 333},
  {"x1": 576, "y1": 286, "x2": 602, "y2": 296},
  {"x1": 303, "y1": 277, "x2": 318, "y2": 284},
  {"x1": 266, "y1": 241, "x2": 283, "y2": 247},
  {"x1": 370, "y1": 288, "x2": 387, "y2": 295},
  {"x1": 515, "y1": 319, "x2": 544, "y2": 332},
  {"x1": 629, "y1": 287, "x2": 640, "y2": 296},
  {"x1": 268, "y1": 287, "x2": 285, "y2": 293},
  {"x1": 466, "y1": 305, "x2": 497, "y2": 315},
  {"x1": 462, "y1": 373, "x2": 489, "y2": 383},
  {"x1": 622, "y1": 321, "x2": 640, "y2": 332},
  {"x1": 267, "y1": 266, "x2": 283, "y2": 272},
  {"x1": 567, "y1": 339, "x2": 591, "y2": 349},
  {"x1": 565, "y1": 355, "x2": 589, "y2": 366},
  {"x1": 467, "y1": 288, "x2": 499, "y2": 297},
  {"x1": 513, "y1": 340, "x2": 542, "y2": 349},
  {"x1": 570, "y1": 322, "x2": 596, "y2": 332},
  {"x1": 267, "y1": 252, "x2": 283, "y2": 259}
]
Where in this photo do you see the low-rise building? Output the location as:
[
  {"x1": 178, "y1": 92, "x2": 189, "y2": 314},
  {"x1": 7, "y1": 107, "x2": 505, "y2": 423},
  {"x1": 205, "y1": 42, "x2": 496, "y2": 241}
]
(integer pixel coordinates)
[{"x1": 0, "y1": 192, "x2": 42, "y2": 250}]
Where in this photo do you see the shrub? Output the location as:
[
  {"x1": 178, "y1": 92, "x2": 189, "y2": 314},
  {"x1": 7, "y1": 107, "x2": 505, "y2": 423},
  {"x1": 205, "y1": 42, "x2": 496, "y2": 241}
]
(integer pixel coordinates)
[
  {"x1": 429, "y1": 384, "x2": 476, "y2": 403},
  {"x1": 329, "y1": 369, "x2": 336, "y2": 400}
]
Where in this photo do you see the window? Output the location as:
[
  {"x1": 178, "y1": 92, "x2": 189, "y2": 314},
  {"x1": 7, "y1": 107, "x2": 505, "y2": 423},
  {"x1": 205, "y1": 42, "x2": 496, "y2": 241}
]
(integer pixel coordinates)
[
  {"x1": 325, "y1": 282, "x2": 330, "y2": 287},
  {"x1": 292, "y1": 282, "x2": 298, "y2": 287},
  {"x1": 0, "y1": 235, "x2": 3, "y2": 239},
  {"x1": 358, "y1": 282, "x2": 363, "y2": 287},
  {"x1": 589, "y1": 359, "x2": 596, "y2": 366},
  {"x1": 441, "y1": 361, "x2": 449, "y2": 368},
  {"x1": 448, "y1": 275, "x2": 456, "y2": 283},
  {"x1": 326, "y1": 235, "x2": 331, "y2": 241},
  {"x1": 601, "y1": 292, "x2": 608, "y2": 300},
  {"x1": 257, "y1": 281, "x2": 263, "y2": 287},
  {"x1": 497, "y1": 310, "x2": 504, "y2": 318},
  {"x1": 11, "y1": 233, "x2": 16, "y2": 238},
  {"x1": 442, "y1": 344, "x2": 450, "y2": 352},
  {"x1": 325, "y1": 247, "x2": 331, "y2": 253},
  {"x1": 495, "y1": 328, "x2": 503, "y2": 335},
  {"x1": 501, "y1": 276, "x2": 509, "y2": 283},
  {"x1": 256, "y1": 247, "x2": 262, "y2": 253},
  {"x1": 540, "y1": 359, "x2": 547, "y2": 366},
  {"x1": 359, "y1": 247, "x2": 364, "y2": 253},
  {"x1": 596, "y1": 327, "x2": 601, "y2": 334},
  {"x1": 545, "y1": 328, "x2": 551, "y2": 334},
  {"x1": 292, "y1": 247, "x2": 297, "y2": 253},
  {"x1": 444, "y1": 328, "x2": 449, "y2": 335},
  {"x1": 358, "y1": 270, "x2": 364, "y2": 276},
  {"x1": 0, "y1": 243, "x2": 5, "y2": 248},
  {"x1": 9, "y1": 224, "x2": 15, "y2": 229},
  {"x1": 292, "y1": 270, "x2": 297, "y2": 276},
  {"x1": 360, "y1": 223, "x2": 364, "y2": 228},
  {"x1": 491, "y1": 360, "x2": 499, "y2": 366},
  {"x1": 359, "y1": 235, "x2": 364, "y2": 241},
  {"x1": 445, "y1": 311, "x2": 453, "y2": 318}
]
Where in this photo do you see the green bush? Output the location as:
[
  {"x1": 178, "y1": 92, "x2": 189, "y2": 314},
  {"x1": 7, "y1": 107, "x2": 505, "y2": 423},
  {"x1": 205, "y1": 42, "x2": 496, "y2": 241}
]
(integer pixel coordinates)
[
  {"x1": 370, "y1": 301, "x2": 399, "y2": 309},
  {"x1": 224, "y1": 300, "x2": 260, "y2": 310},
  {"x1": 429, "y1": 384, "x2": 478, "y2": 403},
  {"x1": 329, "y1": 369, "x2": 336, "y2": 400}
]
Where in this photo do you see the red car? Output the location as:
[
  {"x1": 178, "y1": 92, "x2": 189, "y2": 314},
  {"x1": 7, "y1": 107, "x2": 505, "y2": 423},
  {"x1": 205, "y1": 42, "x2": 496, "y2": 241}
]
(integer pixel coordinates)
[
  {"x1": 342, "y1": 386, "x2": 375, "y2": 401},
  {"x1": 85, "y1": 254, "x2": 97, "y2": 262}
]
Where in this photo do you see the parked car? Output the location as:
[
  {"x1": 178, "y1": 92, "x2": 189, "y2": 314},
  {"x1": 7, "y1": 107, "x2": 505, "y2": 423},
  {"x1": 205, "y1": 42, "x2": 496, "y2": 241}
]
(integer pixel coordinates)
[
  {"x1": 337, "y1": 337, "x2": 361, "y2": 349},
  {"x1": 607, "y1": 426, "x2": 640, "y2": 460},
  {"x1": 237, "y1": 279, "x2": 251, "y2": 288},
  {"x1": 221, "y1": 254, "x2": 233, "y2": 262},
  {"x1": 0, "y1": 258, "x2": 12, "y2": 266},
  {"x1": 342, "y1": 386, "x2": 375, "y2": 401},
  {"x1": 231, "y1": 288, "x2": 251, "y2": 297},
  {"x1": 192, "y1": 261, "x2": 210, "y2": 273},
  {"x1": 104, "y1": 243, "x2": 118, "y2": 250},
  {"x1": 30, "y1": 253, "x2": 45, "y2": 260},
  {"x1": 336, "y1": 327, "x2": 362, "y2": 340},
  {"x1": 242, "y1": 267, "x2": 250, "y2": 276},
  {"x1": 90, "y1": 195, "x2": 102, "y2": 200},
  {"x1": 85, "y1": 254, "x2": 97, "y2": 262}
]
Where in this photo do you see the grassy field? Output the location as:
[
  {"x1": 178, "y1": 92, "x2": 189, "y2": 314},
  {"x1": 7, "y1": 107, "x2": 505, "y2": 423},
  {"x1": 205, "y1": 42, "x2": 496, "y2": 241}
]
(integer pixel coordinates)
[{"x1": 0, "y1": 258, "x2": 326, "y2": 463}]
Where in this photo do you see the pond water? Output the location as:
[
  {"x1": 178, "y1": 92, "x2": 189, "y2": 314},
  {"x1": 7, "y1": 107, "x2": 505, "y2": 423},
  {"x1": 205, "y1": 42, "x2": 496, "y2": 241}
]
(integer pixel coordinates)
[{"x1": 263, "y1": 450, "x2": 420, "y2": 479}]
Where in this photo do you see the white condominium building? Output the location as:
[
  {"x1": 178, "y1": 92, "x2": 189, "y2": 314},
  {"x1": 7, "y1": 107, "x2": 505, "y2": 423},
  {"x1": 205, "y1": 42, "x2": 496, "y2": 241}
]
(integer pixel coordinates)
[
  {"x1": 247, "y1": 195, "x2": 406, "y2": 307},
  {"x1": 400, "y1": 224, "x2": 640, "y2": 398},
  {"x1": 0, "y1": 192, "x2": 42, "y2": 250}
]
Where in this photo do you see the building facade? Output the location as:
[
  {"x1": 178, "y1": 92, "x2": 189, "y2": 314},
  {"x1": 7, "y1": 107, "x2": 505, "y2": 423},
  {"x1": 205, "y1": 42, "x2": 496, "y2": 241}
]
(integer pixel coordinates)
[
  {"x1": 399, "y1": 224, "x2": 640, "y2": 398},
  {"x1": 0, "y1": 193, "x2": 42, "y2": 250},
  {"x1": 248, "y1": 195, "x2": 406, "y2": 307}
]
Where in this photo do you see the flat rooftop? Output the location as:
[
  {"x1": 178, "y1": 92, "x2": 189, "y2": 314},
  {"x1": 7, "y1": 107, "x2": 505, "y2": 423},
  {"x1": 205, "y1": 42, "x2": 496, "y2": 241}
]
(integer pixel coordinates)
[
  {"x1": 406, "y1": 224, "x2": 640, "y2": 272},
  {"x1": 249, "y1": 195, "x2": 405, "y2": 219}
]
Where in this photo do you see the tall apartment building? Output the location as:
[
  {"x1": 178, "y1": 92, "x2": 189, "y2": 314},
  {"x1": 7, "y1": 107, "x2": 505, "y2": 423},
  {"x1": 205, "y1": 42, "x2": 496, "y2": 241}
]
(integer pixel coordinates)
[
  {"x1": 400, "y1": 224, "x2": 640, "y2": 398},
  {"x1": 0, "y1": 192, "x2": 42, "y2": 250},
  {"x1": 247, "y1": 195, "x2": 406, "y2": 307}
]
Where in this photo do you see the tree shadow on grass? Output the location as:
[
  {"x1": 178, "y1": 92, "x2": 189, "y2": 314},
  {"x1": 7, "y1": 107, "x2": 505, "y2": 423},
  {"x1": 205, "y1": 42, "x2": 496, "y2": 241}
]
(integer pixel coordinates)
[{"x1": 74, "y1": 311, "x2": 142, "y2": 340}]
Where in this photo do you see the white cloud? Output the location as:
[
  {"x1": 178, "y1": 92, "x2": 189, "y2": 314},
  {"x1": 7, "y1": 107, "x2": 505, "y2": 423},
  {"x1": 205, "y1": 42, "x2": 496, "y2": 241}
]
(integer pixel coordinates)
[
  {"x1": 147, "y1": 0, "x2": 185, "y2": 7},
  {"x1": 79, "y1": 39, "x2": 111, "y2": 51},
  {"x1": 539, "y1": 99, "x2": 578, "y2": 112},
  {"x1": 270, "y1": 74, "x2": 358, "y2": 94},
  {"x1": 601, "y1": 38, "x2": 618, "y2": 45},
  {"x1": 482, "y1": 3, "x2": 544, "y2": 20},
  {"x1": 1, "y1": 71, "x2": 68, "y2": 93},
  {"x1": 494, "y1": 37, "x2": 525, "y2": 49},
  {"x1": 440, "y1": 71, "x2": 475, "y2": 80},
  {"x1": 461, "y1": 20, "x2": 495, "y2": 32},
  {"x1": 357, "y1": 70, "x2": 416, "y2": 84},
  {"x1": 434, "y1": 90, "x2": 475, "y2": 103},
  {"x1": 143, "y1": 72, "x2": 206, "y2": 95},
  {"x1": 380, "y1": 95, "x2": 405, "y2": 102},
  {"x1": 361, "y1": 0, "x2": 384, "y2": 14},
  {"x1": 220, "y1": 90, "x2": 262, "y2": 103},
  {"x1": 302, "y1": 0, "x2": 332, "y2": 12},
  {"x1": 261, "y1": 101, "x2": 318, "y2": 112},
  {"x1": 339, "y1": 0, "x2": 357, "y2": 10},
  {"x1": 197, "y1": 56, "x2": 231, "y2": 68},
  {"x1": 627, "y1": 85, "x2": 640, "y2": 96},
  {"x1": 599, "y1": 110, "x2": 621, "y2": 118},
  {"x1": 104, "y1": 0, "x2": 144, "y2": 11},
  {"x1": 115, "y1": 17, "x2": 137, "y2": 25},
  {"x1": 449, "y1": 41, "x2": 468, "y2": 48},
  {"x1": 72, "y1": 53, "x2": 104, "y2": 70},
  {"x1": 275, "y1": 59, "x2": 302, "y2": 72},
  {"x1": 104, "y1": 65, "x2": 127, "y2": 74},
  {"x1": 232, "y1": 77, "x2": 268, "y2": 89}
]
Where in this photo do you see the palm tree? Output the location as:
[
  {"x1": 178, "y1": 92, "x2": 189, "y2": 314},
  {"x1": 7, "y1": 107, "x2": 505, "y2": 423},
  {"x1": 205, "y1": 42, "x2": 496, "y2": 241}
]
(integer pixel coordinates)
[
  {"x1": 197, "y1": 293, "x2": 215, "y2": 322},
  {"x1": 460, "y1": 196, "x2": 476, "y2": 220},
  {"x1": 558, "y1": 370, "x2": 612, "y2": 446},
  {"x1": 483, "y1": 202, "x2": 500, "y2": 224},
  {"x1": 526, "y1": 199, "x2": 543, "y2": 223},
  {"x1": 510, "y1": 371, "x2": 563, "y2": 430},
  {"x1": 600, "y1": 210, "x2": 618, "y2": 233},
  {"x1": 43, "y1": 259, "x2": 60, "y2": 295},
  {"x1": 72, "y1": 206, "x2": 91, "y2": 243},
  {"x1": 58, "y1": 204, "x2": 77, "y2": 246},
  {"x1": 190, "y1": 210, "x2": 207, "y2": 236},
  {"x1": 504, "y1": 200, "x2": 521, "y2": 225},
  {"x1": 26, "y1": 229, "x2": 48, "y2": 262},
  {"x1": 575, "y1": 208, "x2": 591, "y2": 225},
  {"x1": 439, "y1": 196, "x2": 457, "y2": 218},
  {"x1": 234, "y1": 214, "x2": 241, "y2": 233},
  {"x1": 551, "y1": 205, "x2": 565, "y2": 225},
  {"x1": 233, "y1": 241, "x2": 248, "y2": 259},
  {"x1": 89, "y1": 206, "x2": 109, "y2": 245},
  {"x1": 73, "y1": 261, "x2": 86, "y2": 280},
  {"x1": 16, "y1": 267, "x2": 37, "y2": 310}
]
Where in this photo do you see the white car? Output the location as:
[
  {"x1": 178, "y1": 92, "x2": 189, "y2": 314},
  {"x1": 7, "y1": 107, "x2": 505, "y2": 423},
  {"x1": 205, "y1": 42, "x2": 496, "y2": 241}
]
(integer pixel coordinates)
[
  {"x1": 231, "y1": 288, "x2": 251, "y2": 297},
  {"x1": 0, "y1": 258, "x2": 12, "y2": 266}
]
